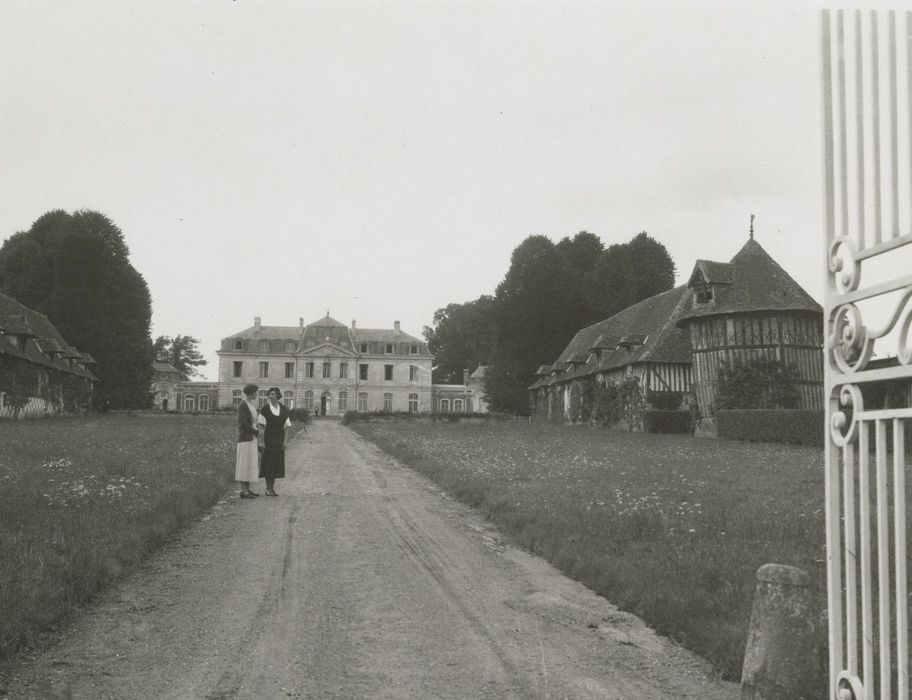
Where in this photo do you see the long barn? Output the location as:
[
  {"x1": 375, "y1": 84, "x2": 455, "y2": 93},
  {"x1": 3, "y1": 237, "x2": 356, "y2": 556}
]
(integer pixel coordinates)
[{"x1": 530, "y1": 236, "x2": 823, "y2": 425}]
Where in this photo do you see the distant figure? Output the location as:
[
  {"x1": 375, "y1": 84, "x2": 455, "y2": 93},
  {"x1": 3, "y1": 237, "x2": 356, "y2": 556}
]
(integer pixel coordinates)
[
  {"x1": 235, "y1": 383, "x2": 260, "y2": 499},
  {"x1": 258, "y1": 387, "x2": 291, "y2": 497},
  {"x1": 313, "y1": 404, "x2": 320, "y2": 417}
]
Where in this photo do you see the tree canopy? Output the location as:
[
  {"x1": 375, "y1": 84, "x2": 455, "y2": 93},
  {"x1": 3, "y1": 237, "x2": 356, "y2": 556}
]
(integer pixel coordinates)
[
  {"x1": 422, "y1": 296, "x2": 496, "y2": 385},
  {"x1": 154, "y1": 334, "x2": 207, "y2": 381},
  {"x1": 0, "y1": 209, "x2": 154, "y2": 409},
  {"x1": 482, "y1": 231, "x2": 675, "y2": 414}
]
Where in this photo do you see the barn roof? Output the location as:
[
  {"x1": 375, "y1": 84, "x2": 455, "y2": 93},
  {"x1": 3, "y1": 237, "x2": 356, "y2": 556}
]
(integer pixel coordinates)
[
  {"x1": 530, "y1": 285, "x2": 692, "y2": 389},
  {"x1": 679, "y1": 238, "x2": 821, "y2": 322}
]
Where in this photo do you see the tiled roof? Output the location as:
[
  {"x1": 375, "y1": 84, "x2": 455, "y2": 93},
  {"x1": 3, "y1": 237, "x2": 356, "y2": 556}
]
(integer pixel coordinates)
[
  {"x1": 0, "y1": 314, "x2": 35, "y2": 336},
  {"x1": 226, "y1": 325, "x2": 303, "y2": 340},
  {"x1": 306, "y1": 314, "x2": 348, "y2": 328},
  {"x1": 0, "y1": 293, "x2": 68, "y2": 345},
  {"x1": 690, "y1": 260, "x2": 734, "y2": 285},
  {"x1": 469, "y1": 365, "x2": 487, "y2": 380},
  {"x1": 34, "y1": 338, "x2": 65, "y2": 355},
  {"x1": 530, "y1": 285, "x2": 692, "y2": 389},
  {"x1": 353, "y1": 328, "x2": 423, "y2": 344},
  {"x1": 152, "y1": 362, "x2": 179, "y2": 373},
  {"x1": 679, "y1": 239, "x2": 821, "y2": 322}
]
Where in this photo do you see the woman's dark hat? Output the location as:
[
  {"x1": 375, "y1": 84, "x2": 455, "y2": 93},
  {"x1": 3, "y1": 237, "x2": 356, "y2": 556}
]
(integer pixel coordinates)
[
  {"x1": 267, "y1": 387, "x2": 281, "y2": 398},
  {"x1": 242, "y1": 383, "x2": 259, "y2": 396}
]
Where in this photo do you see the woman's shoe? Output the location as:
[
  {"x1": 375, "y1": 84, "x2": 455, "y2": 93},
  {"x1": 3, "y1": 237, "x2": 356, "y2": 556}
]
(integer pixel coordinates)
[
  {"x1": 266, "y1": 490, "x2": 278, "y2": 496},
  {"x1": 240, "y1": 491, "x2": 256, "y2": 499},
  {"x1": 248, "y1": 491, "x2": 260, "y2": 497}
]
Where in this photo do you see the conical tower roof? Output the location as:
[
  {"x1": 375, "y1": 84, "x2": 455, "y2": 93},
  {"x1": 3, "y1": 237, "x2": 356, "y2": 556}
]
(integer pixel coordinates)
[{"x1": 678, "y1": 238, "x2": 821, "y2": 322}]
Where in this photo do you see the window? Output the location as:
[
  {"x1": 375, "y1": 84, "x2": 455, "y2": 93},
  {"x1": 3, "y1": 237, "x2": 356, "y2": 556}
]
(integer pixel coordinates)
[
  {"x1": 360, "y1": 342, "x2": 368, "y2": 353},
  {"x1": 285, "y1": 341, "x2": 295, "y2": 352},
  {"x1": 199, "y1": 394, "x2": 210, "y2": 411},
  {"x1": 234, "y1": 339, "x2": 243, "y2": 350},
  {"x1": 439, "y1": 398, "x2": 450, "y2": 412},
  {"x1": 339, "y1": 362, "x2": 348, "y2": 379},
  {"x1": 359, "y1": 364, "x2": 369, "y2": 380},
  {"x1": 358, "y1": 392, "x2": 368, "y2": 411},
  {"x1": 385, "y1": 343, "x2": 393, "y2": 354},
  {"x1": 184, "y1": 394, "x2": 195, "y2": 412},
  {"x1": 304, "y1": 390, "x2": 314, "y2": 409},
  {"x1": 233, "y1": 361, "x2": 243, "y2": 378},
  {"x1": 695, "y1": 285, "x2": 714, "y2": 304},
  {"x1": 410, "y1": 344, "x2": 418, "y2": 355},
  {"x1": 285, "y1": 362, "x2": 294, "y2": 379},
  {"x1": 257, "y1": 390, "x2": 268, "y2": 408},
  {"x1": 338, "y1": 391, "x2": 348, "y2": 411},
  {"x1": 259, "y1": 340, "x2": 269, "y2": 351},
  {"x1": 305, "y1": 362, "x2": 314, "y2": 378},
  {"x1": 454, "y1": 399, "x2": 464, "y2": 413},
  {"x1": 232, "y1": 389, "x2": 242, "y2": 407},
  {"x1": 383, "y1": 393, "x2": 393, "y2": 411},
  {"x1": 284, "y1": 391, "x2": 294, "y2": 408},
  {"x1": 409, "y1": 365, "x2": 418, "y2": 381},
  {"x1": 408, "y1": 393, "x2": 418, "y2": 413},
  {"x1": 322, "y1": 362, "x2": 331, "y2": 378},
  {"x1": 259, "y1": 361, "x2": 269, "y2": 378},
  {"x1": 384, "y1": 364, "x2": 393, "y2": 381}
]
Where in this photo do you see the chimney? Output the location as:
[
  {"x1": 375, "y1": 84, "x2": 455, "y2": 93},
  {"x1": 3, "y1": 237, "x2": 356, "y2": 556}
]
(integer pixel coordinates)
[
  {"x1": 463, "y1": 369, "x2": 469, "y2": 385},
  {"x1": 299, "y1": 317, "x2": 304, "y2": 328},
  {"x1": 254, "y1": 316, "x2": 261, "y2": 332},
  {"x1": 352, "y1": 319, "x2": 356, "y2": 329},
  {"x1": 394, "y1": 320, "x2": 400, "y2": 334}
]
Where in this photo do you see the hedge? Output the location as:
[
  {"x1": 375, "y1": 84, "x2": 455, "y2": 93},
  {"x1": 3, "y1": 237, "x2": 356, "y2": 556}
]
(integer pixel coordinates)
[
  {"x1": 642, "y1": 409, "x2": 690, "y2": 434},
  {"x1": 716, "y1": 409, "x2": 824, "y2": 447}
]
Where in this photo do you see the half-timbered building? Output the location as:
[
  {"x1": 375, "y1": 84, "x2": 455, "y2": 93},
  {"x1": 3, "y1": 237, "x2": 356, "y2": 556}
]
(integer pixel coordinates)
[{"x1": 531, "y1": 236, "x2": 823, "y2": 424}]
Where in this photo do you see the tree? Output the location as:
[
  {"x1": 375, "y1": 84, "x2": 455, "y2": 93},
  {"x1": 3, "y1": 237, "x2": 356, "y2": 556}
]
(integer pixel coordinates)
[
  {"x1": 0, "y1": 209, "x2": 154, "y2": 409},
  {"x1": 154, "y1": 334, "x2": 208, "y2": 381},
  {"x1": 422, "y1": 296, "x2": 496, "y2": 385},
  {"x1": 626, "y1": 231, "x2": 677, "y2": 300}
]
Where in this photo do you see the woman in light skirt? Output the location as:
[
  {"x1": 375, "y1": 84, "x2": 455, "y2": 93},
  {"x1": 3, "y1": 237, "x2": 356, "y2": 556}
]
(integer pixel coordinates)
[{"x1": 236, "y1": 383, "x2": 261, "y2": 498}]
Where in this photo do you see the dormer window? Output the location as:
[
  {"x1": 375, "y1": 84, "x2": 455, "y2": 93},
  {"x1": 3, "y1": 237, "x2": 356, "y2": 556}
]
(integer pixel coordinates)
[{"x1": 234, "y1": 339, "x2": 243, "y2": 350}]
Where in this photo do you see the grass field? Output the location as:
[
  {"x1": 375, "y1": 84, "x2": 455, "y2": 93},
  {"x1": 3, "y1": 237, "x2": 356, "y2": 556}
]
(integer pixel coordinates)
[
  {"x1": 0, "y1": 414, "x2": 243, "y2": 658},
  {"x1": 351, "y1": 419, "x2": 830, "y2": 680}
]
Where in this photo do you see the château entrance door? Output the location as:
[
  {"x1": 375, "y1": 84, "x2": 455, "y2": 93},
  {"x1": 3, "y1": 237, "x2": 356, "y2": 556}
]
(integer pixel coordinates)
[{"x1": 822, "y1": 10, "x2": 912, "y2": 699}]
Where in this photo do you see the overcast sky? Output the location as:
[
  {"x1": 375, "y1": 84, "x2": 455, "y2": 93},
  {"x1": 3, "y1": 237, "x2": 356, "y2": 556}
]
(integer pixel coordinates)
[{"x1": 1, "y1": 0, "x2": 835, "y2": 381}]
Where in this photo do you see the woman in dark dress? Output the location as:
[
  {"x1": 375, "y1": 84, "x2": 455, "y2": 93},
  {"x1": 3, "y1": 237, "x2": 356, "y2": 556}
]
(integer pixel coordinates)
[{"x1": 258, "y1": 387, "x2": 291, "y2": 496}]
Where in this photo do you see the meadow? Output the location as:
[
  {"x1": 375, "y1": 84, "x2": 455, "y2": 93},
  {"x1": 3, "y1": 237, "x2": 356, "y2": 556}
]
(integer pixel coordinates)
[
  {"x1": 0, "y1": 414, "x2": 242, "y2": 658},
  {"x1": 351, "y1": 419, "x2": 829, "y2": 680}
]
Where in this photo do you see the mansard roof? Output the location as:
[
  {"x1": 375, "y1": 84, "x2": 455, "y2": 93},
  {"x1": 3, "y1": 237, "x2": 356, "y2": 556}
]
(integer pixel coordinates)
[
  {"x1": 306, "y1": 314, "x2": 348, "y2": 328},
  {"x1": 679, "y1": 238, "x2": 821, "y2": 322},
  {"x1": 226, "y1": 325, "x2": 302, "y2": 340},
  {"x1": 0, "y1": 314, "x2": 36, "y2": 336},
  {"x1": 353, "y1": 328, "x2": 423, "y2": 344},
  {"x1": 530, "y1": 285, "x2": 692, "y2": 389}
]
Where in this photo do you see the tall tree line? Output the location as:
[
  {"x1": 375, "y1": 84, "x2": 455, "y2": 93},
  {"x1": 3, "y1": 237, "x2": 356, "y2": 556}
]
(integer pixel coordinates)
[
  {"x1": 423, "y1": 231, "x2": 676, "y2": 415},
  {"x1": 0, "y1": 209, "x2": 154, "y2": 409}
]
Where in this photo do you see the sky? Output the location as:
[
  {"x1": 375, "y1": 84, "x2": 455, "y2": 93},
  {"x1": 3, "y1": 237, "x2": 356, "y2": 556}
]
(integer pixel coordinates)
[{"x1": 0, "y1": 0, "x2": 837, "y2": 381}]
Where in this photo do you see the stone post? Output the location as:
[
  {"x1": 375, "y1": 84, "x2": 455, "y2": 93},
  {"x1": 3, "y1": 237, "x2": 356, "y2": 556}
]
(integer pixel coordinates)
[{"x1": 741, "y1": 563, "x2": 821, "y2": 699}]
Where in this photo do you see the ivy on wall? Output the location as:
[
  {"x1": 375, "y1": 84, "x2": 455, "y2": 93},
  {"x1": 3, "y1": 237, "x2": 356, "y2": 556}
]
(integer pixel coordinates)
[{"x1": 715, "y1": 358, "x2": 801, "y2": 410}]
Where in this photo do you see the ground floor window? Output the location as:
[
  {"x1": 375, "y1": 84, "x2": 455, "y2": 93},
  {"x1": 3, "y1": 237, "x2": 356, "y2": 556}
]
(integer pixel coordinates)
[
  {"x1": 199, "y1": 394, "x2": 209, "y2": 411},
  {"x1": 304, "y1": 390, "x2": 314, "y2": 409},
  {"x1": 439, "y1": 398, "x2": 450, "y2": 412},
  {"x1": 257, "y1": 390, "x2": 268, "y2": 408},
  {"x1": 408, "y1": 393, "x2": 418, "y2": 413},
  {"x1": 383, "y1": 393, "x2": 393, "y2": 411},
  {"x1": 338, "y1": 391, "x2": 348, "y2": 412},
  {"x1": 184, "y1": 394, "x2": 195, "y2": 412},
  {"x1": 232, "y1": 389, "x2": 242, "y2": 407},
  {"x1": 358, "y1": 392, "x2": 368, "y2": 411},
  {"x1": 284, "y1": 391, "x2": 294, "y2": 408},
  {"x1": 454, "y1": 398, "x2": 463, "y2": 412}
]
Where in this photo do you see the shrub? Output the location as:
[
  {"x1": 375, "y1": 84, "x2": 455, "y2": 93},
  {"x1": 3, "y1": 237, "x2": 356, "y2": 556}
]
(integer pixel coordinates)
[
  {"x1": 716, "y1": 358, "x2": 801, "y2": 410},
  {"x1": 643, "y1": 409, "x2": 690, "y2": 434},
  {"x1": 716, "y1": 409, "x2": 824, "y2": 446},
  {"x1": 288, "y1": 407, "x2": 312, "y2": 424}
]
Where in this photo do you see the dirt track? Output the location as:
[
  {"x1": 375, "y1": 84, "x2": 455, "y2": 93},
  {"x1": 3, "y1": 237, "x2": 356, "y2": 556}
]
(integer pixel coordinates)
[{"x1": 0, "y1": 421, "x2": 739, "y2": 699}]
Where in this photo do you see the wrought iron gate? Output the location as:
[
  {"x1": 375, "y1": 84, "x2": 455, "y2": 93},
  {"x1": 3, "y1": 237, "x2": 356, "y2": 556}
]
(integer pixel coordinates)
[{"x1": 822, "y1": 10, "x2": 912, "y2": 699}]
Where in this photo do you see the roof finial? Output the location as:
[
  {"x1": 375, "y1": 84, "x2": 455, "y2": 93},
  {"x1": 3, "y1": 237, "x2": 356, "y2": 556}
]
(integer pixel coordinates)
[
  {"x1": 326, "y1": 309, "x2": 330, "y2": 317},
  {"x1": 750, "y1": 214, "x2": 755, "y2": 240}
]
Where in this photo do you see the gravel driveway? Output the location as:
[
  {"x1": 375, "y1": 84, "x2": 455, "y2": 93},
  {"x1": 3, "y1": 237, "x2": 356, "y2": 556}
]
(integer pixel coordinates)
[{"x1": 0, "y1": 421, "x2": 739, "y2": 699}]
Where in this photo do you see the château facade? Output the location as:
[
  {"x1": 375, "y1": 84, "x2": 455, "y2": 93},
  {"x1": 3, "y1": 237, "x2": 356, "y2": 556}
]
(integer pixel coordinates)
[{"x1": 216, "y1": 314, "x2": 433, "y2": 416}]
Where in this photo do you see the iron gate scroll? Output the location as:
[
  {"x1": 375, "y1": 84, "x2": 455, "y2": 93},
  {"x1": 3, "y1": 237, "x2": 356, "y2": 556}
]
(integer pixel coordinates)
[{"x1": 822, "y1": 10, "x2": 912, "y2": 699}]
